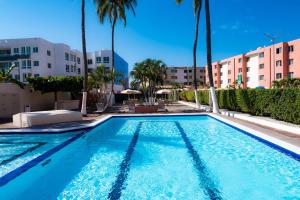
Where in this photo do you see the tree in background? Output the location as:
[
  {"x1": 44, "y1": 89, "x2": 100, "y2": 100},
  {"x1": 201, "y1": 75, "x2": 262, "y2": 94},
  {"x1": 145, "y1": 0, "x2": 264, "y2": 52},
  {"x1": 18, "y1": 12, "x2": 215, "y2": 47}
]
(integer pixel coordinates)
[
  {"x1": 131, "y1": 59, "x2": 166, "y2": 103},
  {"x1": 81, "y1": 0, "x2": 89, "y2": 116},
  {"x1": 205, "y1": 0, "x2": 219, "y2": 113},
  {"x1": 0, "y1": 64, "x2": 24, "y2": 88},
  {"x1": 27, "y1": 76, "x2": 83, "y2": 109},
  {"x1": 94, "y1": 0, "x2": 137, "y2": 103},
  {"x1": 176, "y1": 0, "x2": 202, "y2": 109}
]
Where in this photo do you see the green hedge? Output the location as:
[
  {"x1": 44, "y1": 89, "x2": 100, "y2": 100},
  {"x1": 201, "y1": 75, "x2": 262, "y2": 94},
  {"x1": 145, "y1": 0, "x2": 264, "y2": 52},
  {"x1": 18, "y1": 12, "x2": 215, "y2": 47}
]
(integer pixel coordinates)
[{"x1": 179, "y1": 89, "x2": 300, "y2": 124}]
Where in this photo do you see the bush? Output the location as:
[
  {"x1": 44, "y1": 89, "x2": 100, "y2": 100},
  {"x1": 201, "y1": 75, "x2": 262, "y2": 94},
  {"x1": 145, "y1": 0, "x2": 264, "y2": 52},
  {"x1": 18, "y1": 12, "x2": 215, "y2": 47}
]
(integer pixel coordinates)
[{"x1": 179, "y1": 88, "x2": 300, "y2": 124}]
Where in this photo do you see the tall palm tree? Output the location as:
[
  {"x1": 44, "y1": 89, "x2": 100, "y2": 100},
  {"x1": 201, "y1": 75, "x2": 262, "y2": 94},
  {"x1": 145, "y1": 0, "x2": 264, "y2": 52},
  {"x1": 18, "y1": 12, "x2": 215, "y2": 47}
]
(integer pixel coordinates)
[
  {"x1": 81, "y1": 0, "x2": 88, "y2": 115},
  {"x1": 176, "y1": 0, "x2": 202, "y2": 109},
  {"x1": 94, "y1": 0, "x2": 136, "y2": 102},
  {"x1": 205, "y1": 0, "x2": 219, "y2": 113}
]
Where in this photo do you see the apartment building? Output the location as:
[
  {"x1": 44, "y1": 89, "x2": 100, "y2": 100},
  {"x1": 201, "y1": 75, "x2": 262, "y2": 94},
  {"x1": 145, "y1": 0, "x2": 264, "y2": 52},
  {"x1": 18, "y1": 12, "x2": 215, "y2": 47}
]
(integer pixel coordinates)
[
  {"x1": 0, "y1": 38, "x2": 83, "y2": 82},
  {"x1": 165, "y1": 66, "x2": 206, "y2": 86},
  {"x1": 87, "y1": 50, "x2": 129, "y2": 91},
  {"x1": 0, "y1": 38, "x2": 129, "y2": 92},
  {"x1": 205, "y1": 38, "x2": 300, "y2": 89}
]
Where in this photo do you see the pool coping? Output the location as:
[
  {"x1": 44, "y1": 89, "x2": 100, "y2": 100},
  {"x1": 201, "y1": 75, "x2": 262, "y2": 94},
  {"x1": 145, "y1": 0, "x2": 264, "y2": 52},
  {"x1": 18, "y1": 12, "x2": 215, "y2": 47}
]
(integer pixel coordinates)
[{"x1": 0, "y1": 113, "x2": 300, "y2": 188}]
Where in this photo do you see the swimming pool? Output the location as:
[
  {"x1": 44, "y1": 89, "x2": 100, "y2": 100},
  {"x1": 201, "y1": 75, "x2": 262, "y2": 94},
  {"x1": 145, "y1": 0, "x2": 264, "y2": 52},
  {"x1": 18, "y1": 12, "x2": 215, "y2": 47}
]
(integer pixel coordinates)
[{"x1": 0, "y1": 115, "x2": 299, "y2": 199}]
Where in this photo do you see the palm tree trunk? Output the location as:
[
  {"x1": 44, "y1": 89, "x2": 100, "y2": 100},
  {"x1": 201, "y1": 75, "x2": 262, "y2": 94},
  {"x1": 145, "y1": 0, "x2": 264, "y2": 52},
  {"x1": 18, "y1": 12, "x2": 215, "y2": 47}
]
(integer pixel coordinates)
[
  {"x1": 81, "y1": 0, "x2": 88, "y2": 116},
  {"x1": 205, "y1": 0, "x2": 219, "y2": 113},
  {"x1": 193, "y1": 5, "x2": 201, "y2": 109}
]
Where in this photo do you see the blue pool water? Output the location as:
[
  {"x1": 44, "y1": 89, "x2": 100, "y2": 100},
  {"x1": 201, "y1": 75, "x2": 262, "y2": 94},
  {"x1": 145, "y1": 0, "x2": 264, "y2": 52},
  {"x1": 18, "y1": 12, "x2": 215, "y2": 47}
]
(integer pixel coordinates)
[{"x1": 0, "y1": 115, "x2": 299, "y2": 199}]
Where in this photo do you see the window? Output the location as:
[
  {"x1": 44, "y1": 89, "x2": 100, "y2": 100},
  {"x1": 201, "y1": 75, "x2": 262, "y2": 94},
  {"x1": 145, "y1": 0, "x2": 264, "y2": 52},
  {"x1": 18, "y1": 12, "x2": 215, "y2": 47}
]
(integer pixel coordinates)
[
  {"x1": 66, "y1": 65, "x2": 70, "y2": 72},
  {"x1": 21, "y1": 47, "x2": 26, "y2": 54},
  {"x1": 27, "y1": 60, "x2": 31, "y2": 68},
  {"x1": 189, "y1": 70, "x2": 192, "y2": 73},
  {"x1": 228, "y1": 79, "x2": 231, "y2": 83},
  {"x1": 214, "y1": 81, "x2": 217, "y2": 85},
  {"x1": 288, "y1": 59, "x2": 294, "y2": 66},
  {"x1": 26, "y1": 46, "x2": 31, "y2": 55},
  {"x1": 71, "y1": 65, "x2": 74, "y2": 72},
  {"x1": 246, "y1": 77, "x2": 250, "y2": 82},
  {"x1": 238, "y1": 58, "x2": 243, "y2": 63},
  {"x1": 228, "y1": 70, "x2": 231, "y2": 75},
  {"x1": 246, "y1": 67, "x2": 250, "y2": 72},
  {"x1": 87, "y1": 59, "x2": 93, "y2": 65},
  {"x1": 171, "y1": 69, "x2": 177, "y2": 73},
  {"x1": 34, "y1": 74, "x2": 40, "y2": 78},
  {"x1": 259, "y1": 64, "x2": 264, "y2": 69},
  {"x1": 228, "y1": 61, "x2": 231, "y2": 65},
  {"x1": 47, "y1": 50, "x2": 51, "y2": 56},
  {"x1": 276, "y1": 60, "x2": 282, "y2": 67},
  {"x1": 14, "y1": 62, "x2": 19, "y2": 68},
  {"x1": 171, "y1": 76, "x2": 177, "y2": 79},
  {"x1": 23, "y1": 73, "x2": 27, "y2": 81},
  {"x1": 184, "y1": 76, "x2": 188, "y2": 79},
  {"x1": 22, "y1": 60, "x2": 26, "y2": 68},
  {"x1": 96, "y1": 57, "x2": 101, "y2": 63},
  {"x1": 288, "y1": 45, "x2": 294, "y2": 52},
  {"x1": 220, "y1": 72, "x2": 223, "y2": 76},
  {"x1": 276, "y1": 73, "x2": 282, "y2": 79},
  {"x1": 33, "y1": 61, "x2": 39, "y2": 66},
  {"x1": 214, "y1": 73, "x2": 217, "y2": 77},
  {"x1": 259, "y1": 52, "x2": 264, "y2": 58},
  {"x1": 78, "y1": 68, "x2": 81, "y2": 74},
  {"x1": 259, "y1": 75, "x2": 264, "y2": 81},
  {"x1": 13, "y1": 48, "x2": 19, "y2": 54},
  {"x1": 27, "y1": 73, "x2": 32, "y2": 77},
  {"x1": 221, "y1": 80, "x2": 223, "y2": 84},
  {"x1": 33, "y1": 47, "x2": 38, "y2": 53},
  {"x1": 238, "y1": 68, "x2": 242, "y2": 73},
  {"x1": 77, "y1": 57, "x2": 81, "y2": 64},
  {"x1": 288, "y1": 72, "x2": 294, "y2": 78},
  {"x1": 48, "y1": 63, "x2": 52, "y2": 68},
  {"x1": 276, "y1": 47, "x2": 282, "y2": 54},
  {"x1": 65, "y1": 53, "x2": 69, "y2": 61},
  {"x1": 214, "y1": 65, "x2": 217, "y2": 69},
  {"x1": 103, "y1": 57, "x2": 109, "y2": 63}
]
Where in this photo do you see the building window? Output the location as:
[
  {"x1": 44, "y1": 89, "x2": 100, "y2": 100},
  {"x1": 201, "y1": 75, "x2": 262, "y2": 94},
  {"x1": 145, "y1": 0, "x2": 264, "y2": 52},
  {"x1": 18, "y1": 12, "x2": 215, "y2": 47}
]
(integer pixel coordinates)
[
  {"x1": 87, "y1": 59, "x2": 93, "y2": 65},
  {"x1": 23, "y1": 73, "x2": 27, "y2": 81},
  {"x1": 48, "y1": 63, "x2": 52, "y2": 68},
  {"x1": 21, "y1": 47, "x2": 26, "y2": 54},
  {"x1": 238, "y1": 68, "x2": 242, "y2": 73},
  {"x1": 214, "y1": 81, "x2": 217, "y2": 85},
  {"x1": 220, "y1": 72, "x2": 223, "y2": 76},
  {"x1": 259, "y1": 75, "x2": 264, "y2": 81},
  {"x1": 228, "y1": 79, "x2": 231, "y2": 83},
  {"x1": 103, "y1": 57, "x2": 109, "y2": 63},
  {"x1": 26, "y1": 46, "x2": 31, "y2": 55},
  {"x1": 96, "y1": 57, "x2": 101, "y2": 63},
  {"x1": 238, "y1": 58, "x2": 243, "y2": 63},
  {"x1": 33, "y1": 61, "x2": 39, "y2": 66},
  {"x1": 66, "y1": 65, "x2": 70, "y2": 72},
  {"x1": 246, "y1": 67, "x2": 250, "y2": 72},
  {"x1": 22, "y1": 60, "x2": 26, "y2": 68},
  {"x1": 171, "y1": 76, "x2": 177, "y2": 79},
  {"x1": 288, "y1": 72, "x2": 294, "y2": 78},
  {"x1": 276, "y1": 73, "x2": 282, "y2": 79},
  {"x1": 33, "y1": 47, "x2": 38, "y2": 53},
  {"x1": 65, "y1": 53, "x2": 69, "y2": 61},
  {"x1": 189, "y1": 70, "x2": 192, "y2": 73},
  {"x1": 214, "y1": 73, "x2": 217, "y2": 77},
  {"x1": 259, "y1": 52, "x2": 264, "y2": 58},
  {"x1": 47, "y1": 50, "x2": 51, "y2": 56},
  {"x1": 77, "y1": 57, "x2": 81, "y2": 64},
  {"x1": 276, "y1": 47, "x2": 282, "y2": 54},
  {"x1": 288, "y1": 45, "x2": 294, "y2": 52},
  {"x1": 214, "y1": 65, "x2": 217, "y2": 69},
  {"x1": 171, "y1": 69, "x2": 177, "y2": 73},
  {"x1": 13, "y1": 48, "x2": 19, "y2": 54},
  {"x1": 14, "y1": 62, "x2": 19, "y2": 68},
  {"x1": 228, "y1": 70, "x2": 231, "y2": 75},
  {"x1": 184, "y1": 70, "x2": 188, "y2": 73},
  {"x1": 276, "y1": 60, "x2": 282, "y2": 67},
  {"x1": 34, "y1": 74, "x2": 40, "y2": 78},
  {"x1": 259, "y1": 64, "x2": 264, "y2": 69},
  {"x1": 288, "y1": 59, "x2": 294, "y2": 66},
  {"x1": 78, "y1": 68, "x2": 81, "y2": 74},
  {"x1": 27, "y1": 60, "x2": 31, "y2": 68}
]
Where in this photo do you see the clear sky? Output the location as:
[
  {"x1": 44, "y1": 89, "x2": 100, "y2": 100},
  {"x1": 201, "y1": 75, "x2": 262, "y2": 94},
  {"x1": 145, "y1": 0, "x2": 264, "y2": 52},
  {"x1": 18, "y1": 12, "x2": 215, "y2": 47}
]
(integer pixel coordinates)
[{"x1": 0, "y1": 0, "x2": 300, "y2": 71}]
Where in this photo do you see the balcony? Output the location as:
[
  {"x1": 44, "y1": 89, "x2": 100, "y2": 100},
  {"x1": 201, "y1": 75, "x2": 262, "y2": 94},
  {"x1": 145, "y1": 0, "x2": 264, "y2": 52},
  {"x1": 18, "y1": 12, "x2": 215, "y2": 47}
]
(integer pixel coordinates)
[{"x1": 0, "y1": 54, "x2": 30, "y2": 62}]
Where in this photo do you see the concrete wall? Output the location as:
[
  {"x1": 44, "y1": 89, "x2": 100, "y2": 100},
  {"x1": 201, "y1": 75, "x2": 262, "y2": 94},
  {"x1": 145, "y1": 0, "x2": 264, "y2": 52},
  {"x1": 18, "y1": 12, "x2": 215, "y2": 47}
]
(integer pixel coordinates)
[{"x1": 0, "y1": 83, "x2": 71, "y2": 118}]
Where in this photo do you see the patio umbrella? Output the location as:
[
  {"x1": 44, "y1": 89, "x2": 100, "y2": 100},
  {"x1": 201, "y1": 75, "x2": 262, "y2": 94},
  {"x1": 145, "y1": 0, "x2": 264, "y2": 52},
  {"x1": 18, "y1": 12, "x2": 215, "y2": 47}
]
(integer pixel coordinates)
[
  {"x1": 156, "y1": 89, "x2": 172, "y2": 100},
  {"x1": 121, "y1": 89, "x2": 141, "y2": 100}
]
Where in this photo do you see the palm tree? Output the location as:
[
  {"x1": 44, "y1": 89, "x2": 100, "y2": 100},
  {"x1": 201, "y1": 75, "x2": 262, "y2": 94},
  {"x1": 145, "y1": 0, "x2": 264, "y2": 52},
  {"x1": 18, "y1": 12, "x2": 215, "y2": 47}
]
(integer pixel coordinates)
[
  {"x1": 0, "y1": 64, "x2": 24, "y2": 88},
  {"x1": 81, "y1": 0, "x2": 88, "y2": 116},
  {"x1": 205, "y1": 0, "x2": 219, "y2": 113},
  {"x1": 176, "y1": 0, "x2": 202, "y2": 109},
  {"x1": 94, "y1": 0, "x2": 136, "y2": 102}
]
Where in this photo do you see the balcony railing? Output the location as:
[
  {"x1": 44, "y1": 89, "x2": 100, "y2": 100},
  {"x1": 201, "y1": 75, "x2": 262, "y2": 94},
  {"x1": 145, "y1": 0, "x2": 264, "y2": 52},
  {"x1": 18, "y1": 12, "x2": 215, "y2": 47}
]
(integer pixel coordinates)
[{"x1": 0, "y1": 54, "x2": 30, "y2": 61}]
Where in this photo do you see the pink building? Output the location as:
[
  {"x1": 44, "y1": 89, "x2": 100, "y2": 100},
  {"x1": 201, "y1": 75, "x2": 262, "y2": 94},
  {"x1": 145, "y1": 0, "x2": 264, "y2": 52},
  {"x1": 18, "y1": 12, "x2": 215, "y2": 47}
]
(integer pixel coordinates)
[{"x1": 205, "y1": 38, "x2": 300, "y2": 89}]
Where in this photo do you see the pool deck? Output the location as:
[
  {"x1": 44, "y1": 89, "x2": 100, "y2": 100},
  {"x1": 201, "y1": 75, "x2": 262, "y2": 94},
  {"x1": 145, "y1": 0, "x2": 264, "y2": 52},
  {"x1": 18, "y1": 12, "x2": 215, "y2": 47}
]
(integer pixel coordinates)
[{"x1": 0, "y1": 102, "x2": 299, "y2": 149}]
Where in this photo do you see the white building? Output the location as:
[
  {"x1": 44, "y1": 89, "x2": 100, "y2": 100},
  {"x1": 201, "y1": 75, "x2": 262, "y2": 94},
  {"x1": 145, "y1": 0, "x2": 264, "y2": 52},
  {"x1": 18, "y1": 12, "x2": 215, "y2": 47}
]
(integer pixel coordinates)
[{"x1": 0, "y1": 38, "x2": 83, "y2": 82}]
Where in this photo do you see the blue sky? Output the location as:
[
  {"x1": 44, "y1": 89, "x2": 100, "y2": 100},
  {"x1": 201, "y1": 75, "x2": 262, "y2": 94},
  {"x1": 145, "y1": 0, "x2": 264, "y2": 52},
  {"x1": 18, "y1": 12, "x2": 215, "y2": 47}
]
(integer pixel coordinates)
[{"x1": 0, "y1": 0, "x2": 300, "y2": 71}]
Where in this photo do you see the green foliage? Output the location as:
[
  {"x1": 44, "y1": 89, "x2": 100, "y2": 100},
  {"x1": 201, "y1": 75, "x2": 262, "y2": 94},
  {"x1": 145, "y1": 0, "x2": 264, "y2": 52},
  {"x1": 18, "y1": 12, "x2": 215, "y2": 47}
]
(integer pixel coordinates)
[
  {"x1": 0, "y1": 64, "x2": 25, "y2": 88},
  {"x1": 27, "y1": 76, "x2": 83, "y2": 98},
  {"x1": 272, "y1": 78, "x2": 300, "y2": 88},
  {"x1": 179, "y1": 88, "x2": 300, "y2": 124}
]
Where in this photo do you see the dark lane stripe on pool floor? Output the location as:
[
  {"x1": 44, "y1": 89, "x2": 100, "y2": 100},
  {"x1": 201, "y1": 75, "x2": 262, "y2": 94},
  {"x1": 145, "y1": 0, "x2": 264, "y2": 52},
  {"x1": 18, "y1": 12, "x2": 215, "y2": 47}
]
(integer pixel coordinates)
[
  {"x1": 174, "y1": 122, "x2": 223, "y2": 200},
  {"x1": 108, "y1": 122, "x2": 142, "y2": 200}
]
